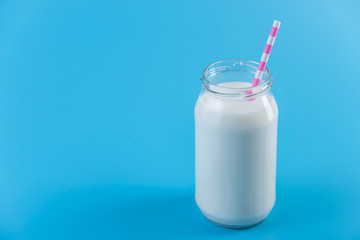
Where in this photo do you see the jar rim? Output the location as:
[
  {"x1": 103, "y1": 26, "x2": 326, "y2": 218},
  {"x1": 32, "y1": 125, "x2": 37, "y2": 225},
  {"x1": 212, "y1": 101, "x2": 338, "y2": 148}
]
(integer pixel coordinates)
[{"x1": 201, "y1": 59, "x2": 273, "y2": 97}]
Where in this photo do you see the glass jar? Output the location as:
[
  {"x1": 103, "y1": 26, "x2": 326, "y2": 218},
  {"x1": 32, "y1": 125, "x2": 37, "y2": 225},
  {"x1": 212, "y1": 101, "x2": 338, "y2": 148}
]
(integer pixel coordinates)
[{"x1": 195, "y1": 59, "x2": 278, "y2": 228}]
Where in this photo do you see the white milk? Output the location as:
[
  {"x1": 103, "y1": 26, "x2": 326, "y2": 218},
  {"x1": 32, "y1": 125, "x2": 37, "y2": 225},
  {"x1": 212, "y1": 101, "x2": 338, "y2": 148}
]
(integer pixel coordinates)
[{"x1": 195, "y1": 82, "x2": 278, "y2": 228}]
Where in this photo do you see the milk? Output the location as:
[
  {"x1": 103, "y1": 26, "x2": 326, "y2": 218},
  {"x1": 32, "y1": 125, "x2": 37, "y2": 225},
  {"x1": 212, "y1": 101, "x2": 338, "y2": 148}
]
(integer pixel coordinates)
[{"x1": 195, "y1": 82, "x2": 278, "y2": 228}]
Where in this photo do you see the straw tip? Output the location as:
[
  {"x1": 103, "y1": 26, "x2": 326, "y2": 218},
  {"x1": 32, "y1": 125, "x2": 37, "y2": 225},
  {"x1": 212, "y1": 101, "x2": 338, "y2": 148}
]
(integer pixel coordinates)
[{"x1": 273, "y1": 20, "x2": 281, "y2": 28}]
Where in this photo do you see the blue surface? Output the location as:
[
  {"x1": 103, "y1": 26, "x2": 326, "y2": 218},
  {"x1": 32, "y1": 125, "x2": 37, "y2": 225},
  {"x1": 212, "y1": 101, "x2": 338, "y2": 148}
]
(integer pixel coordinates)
[{"x1": 1, "y1": 0, "x2": 360, "y2": 239}]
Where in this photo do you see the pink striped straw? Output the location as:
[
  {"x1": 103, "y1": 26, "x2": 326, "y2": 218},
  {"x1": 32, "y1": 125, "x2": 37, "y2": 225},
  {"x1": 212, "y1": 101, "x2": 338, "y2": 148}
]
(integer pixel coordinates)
[{"x1": 252, "y1": 20, "x2": 281, "y2": 87}]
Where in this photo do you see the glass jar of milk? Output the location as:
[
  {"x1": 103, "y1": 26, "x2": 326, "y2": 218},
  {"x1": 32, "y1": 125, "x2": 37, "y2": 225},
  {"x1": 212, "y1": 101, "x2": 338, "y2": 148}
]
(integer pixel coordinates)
[{"x1": 195, "y1": 59, "x2": 278, "y2": 228}]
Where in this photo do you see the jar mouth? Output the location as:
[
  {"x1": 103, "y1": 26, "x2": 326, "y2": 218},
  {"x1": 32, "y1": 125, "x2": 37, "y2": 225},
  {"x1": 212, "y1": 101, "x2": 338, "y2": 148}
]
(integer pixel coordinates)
[{"x1": 201, "y1": 59, "x2": 273, "y2": 97}]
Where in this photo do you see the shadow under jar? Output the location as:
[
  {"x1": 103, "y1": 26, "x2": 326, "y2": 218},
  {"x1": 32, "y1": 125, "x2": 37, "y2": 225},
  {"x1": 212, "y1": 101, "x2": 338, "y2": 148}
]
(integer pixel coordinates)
[{"x1": 195, "y1": 59, "x2": 278, "y2": 228}]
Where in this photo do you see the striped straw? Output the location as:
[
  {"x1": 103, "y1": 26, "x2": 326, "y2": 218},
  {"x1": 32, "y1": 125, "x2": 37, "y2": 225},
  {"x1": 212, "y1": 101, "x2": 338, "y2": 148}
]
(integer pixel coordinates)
[{"x1": 252, "y1": 20, "x2": 281, "y2": 87}]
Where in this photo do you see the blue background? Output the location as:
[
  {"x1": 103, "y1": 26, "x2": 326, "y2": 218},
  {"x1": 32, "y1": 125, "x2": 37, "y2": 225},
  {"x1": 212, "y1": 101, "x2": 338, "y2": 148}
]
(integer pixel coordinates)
[{"x1": 1, "y1": 0, "x2": 359, "y2": 239}]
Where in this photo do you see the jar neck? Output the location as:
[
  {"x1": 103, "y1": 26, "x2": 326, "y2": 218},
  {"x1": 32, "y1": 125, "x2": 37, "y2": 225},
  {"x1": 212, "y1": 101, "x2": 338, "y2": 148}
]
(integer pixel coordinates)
[{"x1": 201, "y1": 59, "x2": 273, "y2": 99}]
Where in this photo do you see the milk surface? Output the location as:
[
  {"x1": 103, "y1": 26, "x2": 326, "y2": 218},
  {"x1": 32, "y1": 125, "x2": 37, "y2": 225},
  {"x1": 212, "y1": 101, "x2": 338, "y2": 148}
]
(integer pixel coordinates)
[{"x1": 195, "y1": 82, "x2": 278, "y2": 227}]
